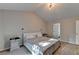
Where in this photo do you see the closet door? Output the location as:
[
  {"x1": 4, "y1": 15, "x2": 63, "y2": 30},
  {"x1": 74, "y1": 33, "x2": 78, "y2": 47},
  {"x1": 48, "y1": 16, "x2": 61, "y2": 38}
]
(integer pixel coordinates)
[
  {"x1": 53, "y1": 23, "x2": 60, "y2": 38},
  {"x1": 76, "y1": 20, "x2": 79, "y2": 45}
]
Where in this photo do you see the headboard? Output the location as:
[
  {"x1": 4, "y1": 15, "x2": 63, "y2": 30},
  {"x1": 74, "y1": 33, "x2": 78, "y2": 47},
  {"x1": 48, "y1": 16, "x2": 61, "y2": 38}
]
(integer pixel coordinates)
[{"x1": 23, "y1": 32, "x2": 43, "y2": 40}]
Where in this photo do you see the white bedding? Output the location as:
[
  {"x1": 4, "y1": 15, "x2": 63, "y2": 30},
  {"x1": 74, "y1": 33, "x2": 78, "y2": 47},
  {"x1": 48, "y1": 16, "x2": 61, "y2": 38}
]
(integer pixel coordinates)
[{"x1": 24, "y1": 37, "x2": 59, "y2": 55}]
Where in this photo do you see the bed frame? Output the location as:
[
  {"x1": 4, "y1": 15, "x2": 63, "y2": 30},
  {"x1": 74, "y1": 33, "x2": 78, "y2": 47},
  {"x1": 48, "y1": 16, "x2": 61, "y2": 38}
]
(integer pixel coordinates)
[{"x1": 43, "y1": 41, "x2": 61, "y2": 55}]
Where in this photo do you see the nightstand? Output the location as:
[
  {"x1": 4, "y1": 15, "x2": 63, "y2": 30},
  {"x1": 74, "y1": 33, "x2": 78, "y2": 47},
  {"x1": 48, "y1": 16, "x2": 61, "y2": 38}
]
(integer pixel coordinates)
[{"x1": 10, "y1": 37, "x2": 20, "y2": 51}]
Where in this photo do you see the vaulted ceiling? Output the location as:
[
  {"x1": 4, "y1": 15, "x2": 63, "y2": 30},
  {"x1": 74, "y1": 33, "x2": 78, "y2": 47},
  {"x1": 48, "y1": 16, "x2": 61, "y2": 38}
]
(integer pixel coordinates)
[{"x1": 0, "y1": 3, "x2": 79, "y2": 21}]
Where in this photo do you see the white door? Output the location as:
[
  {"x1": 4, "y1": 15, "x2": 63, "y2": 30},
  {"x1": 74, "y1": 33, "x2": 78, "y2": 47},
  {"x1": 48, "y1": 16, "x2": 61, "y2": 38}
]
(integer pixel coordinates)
[
  {"x1": 76, "y1": 20, "x2": 79, "y2": 45},
  {"x1": 53, "y1": 23, "x2": 60, "y2": 38}
]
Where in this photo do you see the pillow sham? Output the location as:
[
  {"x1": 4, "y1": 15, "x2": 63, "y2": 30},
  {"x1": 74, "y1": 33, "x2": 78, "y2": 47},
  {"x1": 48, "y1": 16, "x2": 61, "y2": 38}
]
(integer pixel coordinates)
[
  {"x1": 24, "y1": 32, "x2": 42, "y2": 40},
  {"x1": 24, "y1": 33, "x2": 36, "y2": 39},
  {"x1": 36, "y1": 32, "x2": 42, "y2": 37}
]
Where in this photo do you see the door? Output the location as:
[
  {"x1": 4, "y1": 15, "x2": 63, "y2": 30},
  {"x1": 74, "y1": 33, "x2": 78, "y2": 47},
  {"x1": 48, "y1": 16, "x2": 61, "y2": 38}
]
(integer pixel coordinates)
[
  {"x1": 53, "y1": 23, "x2": 60, "y2": 39},
  {"x1": 76, "y1": 20, "x2": 79, "y2": 45}
]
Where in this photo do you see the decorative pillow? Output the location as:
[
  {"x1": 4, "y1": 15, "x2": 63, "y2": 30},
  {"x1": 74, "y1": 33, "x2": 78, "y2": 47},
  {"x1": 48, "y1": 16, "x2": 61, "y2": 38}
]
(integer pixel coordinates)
[
  {"x1": 36, "y1": 32, "x2": 42, "y2": 37},
  {"x1": 24, "y1": 33, "x2": 36, "y2": 39}
]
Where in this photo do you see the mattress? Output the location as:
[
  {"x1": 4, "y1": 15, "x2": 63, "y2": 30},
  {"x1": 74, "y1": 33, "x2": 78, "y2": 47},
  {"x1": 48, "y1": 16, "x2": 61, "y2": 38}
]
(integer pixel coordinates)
[{"x1": 24, "y1": 37, "x2": 60, "y2": 55}]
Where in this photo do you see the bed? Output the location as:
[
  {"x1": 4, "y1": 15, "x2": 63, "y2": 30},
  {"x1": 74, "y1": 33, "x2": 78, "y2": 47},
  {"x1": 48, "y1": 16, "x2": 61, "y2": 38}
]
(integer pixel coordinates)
[{"x1": 23, "y1": 32, "x2": 61, "y2": 55}]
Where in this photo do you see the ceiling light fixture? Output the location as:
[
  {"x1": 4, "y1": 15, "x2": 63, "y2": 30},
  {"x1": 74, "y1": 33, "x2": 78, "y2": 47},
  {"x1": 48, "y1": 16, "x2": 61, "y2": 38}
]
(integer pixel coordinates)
[
  {"x1": 49, "y1": 3, "x2": 52, "y2": 8},
  {"x1": 48, "y1": 3, "x2": 56, "y2": 10}
]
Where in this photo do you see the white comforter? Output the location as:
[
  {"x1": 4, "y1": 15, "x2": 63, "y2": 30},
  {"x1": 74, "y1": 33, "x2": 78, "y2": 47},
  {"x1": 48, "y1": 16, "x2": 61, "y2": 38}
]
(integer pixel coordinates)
[{"x1": 24, "y1": 37, "x2": 59, "y2": 55}]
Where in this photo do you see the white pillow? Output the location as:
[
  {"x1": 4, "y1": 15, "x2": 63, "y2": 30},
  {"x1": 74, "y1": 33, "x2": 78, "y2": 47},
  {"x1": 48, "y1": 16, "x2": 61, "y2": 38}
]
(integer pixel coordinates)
[
  {"x1": 36, "y1": 32, "x2": 42, "y2": 37},
  {"x1": 24, "y1": 33, "x2": 36, "y2": 39},
  {"x1": 24, "y1": 32, "x2": 42, "y2": 40}
]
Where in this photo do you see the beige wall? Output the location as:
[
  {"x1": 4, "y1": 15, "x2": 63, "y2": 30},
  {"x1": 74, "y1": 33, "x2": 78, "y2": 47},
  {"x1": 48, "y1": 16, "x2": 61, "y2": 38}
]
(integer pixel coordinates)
[
  {"x1": 47, "y1": 19, "x2": 76, "y2": 44},
  {"x1": 0, "y1": 10, "x2": 48, "y2": 50},
  {"x1": 0, "y1": 11, "x2": 5, "y2": 51},
  {"x1": 46, "y1": 22, "x2": 53, "y2": 36}
]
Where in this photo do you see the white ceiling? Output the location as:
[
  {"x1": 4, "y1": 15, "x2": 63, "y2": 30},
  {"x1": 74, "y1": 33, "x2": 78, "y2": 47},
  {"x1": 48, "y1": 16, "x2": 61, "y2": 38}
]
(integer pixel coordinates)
[
  {"x1": 0, "y1": 3, "x2": 40, "y2": 11},
  {"x1": 35, "y1": 3, "x2": 79, "y2": 21},
  {"x1": 0, "y1": 3, "x2": 79, "y2": 21}
]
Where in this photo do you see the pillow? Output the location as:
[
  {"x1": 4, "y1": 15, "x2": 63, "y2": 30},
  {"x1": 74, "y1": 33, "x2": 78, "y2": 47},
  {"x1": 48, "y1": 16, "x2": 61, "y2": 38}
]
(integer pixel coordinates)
[
  {"x1": 24, "y1": 33, "x2": 36, "y2": 39},
  {"x1": 24, "y1": 32, "x2": 42, "y2": 40},
  {"x1": 36, "y1": 32, "x2": 42, "y2": 37}
]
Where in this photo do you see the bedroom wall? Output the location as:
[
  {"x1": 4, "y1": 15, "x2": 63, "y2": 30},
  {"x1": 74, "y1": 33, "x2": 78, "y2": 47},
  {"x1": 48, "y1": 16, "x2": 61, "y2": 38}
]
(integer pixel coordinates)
[
  {"x1": 47, "y1": 19, "x2": 76, "y2": 44},
  {"x1": 60, "y1": 19, "x2": 76, "y2": 44},
  {"x1": 46, "y1": 22, "x2": 53, "y2": 37},
  {"x1": 0, "y1": 10, "x2": 5, "y2": 51},
  {"x1": 0, "y1": 10, "x2": 48, "y2": 50}
]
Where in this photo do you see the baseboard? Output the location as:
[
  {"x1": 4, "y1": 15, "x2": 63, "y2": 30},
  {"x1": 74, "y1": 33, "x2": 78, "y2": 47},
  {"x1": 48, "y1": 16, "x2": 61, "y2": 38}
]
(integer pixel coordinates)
[
  {"x1": 60, "y1": 40, "x2": 77, "y2": 45},
  {"x1": 0, "y1": 48, "x2": 10, "y2": 53}
]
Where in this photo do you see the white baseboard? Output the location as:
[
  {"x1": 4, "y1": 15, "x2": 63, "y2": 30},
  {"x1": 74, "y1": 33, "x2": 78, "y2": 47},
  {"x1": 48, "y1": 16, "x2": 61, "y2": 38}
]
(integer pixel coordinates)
[{"x1": 60, "y1": 40, "x2": 76, "y2": 45}]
